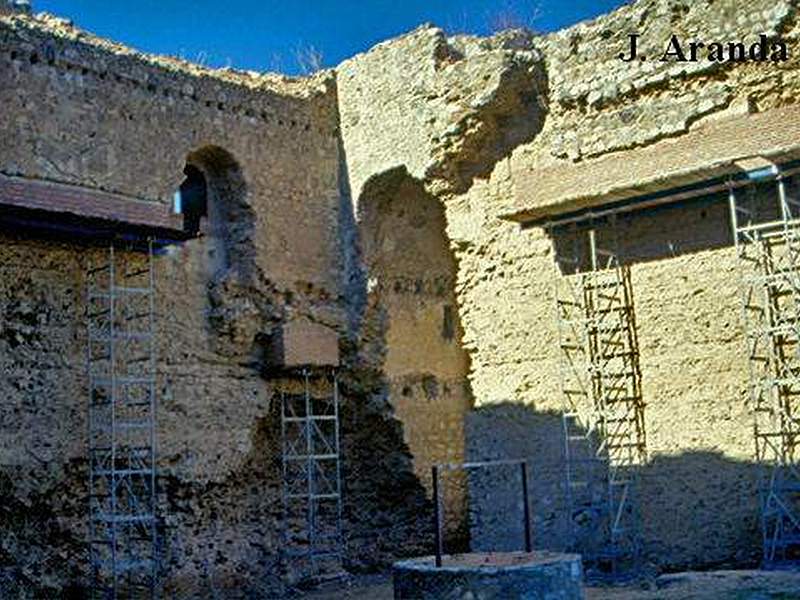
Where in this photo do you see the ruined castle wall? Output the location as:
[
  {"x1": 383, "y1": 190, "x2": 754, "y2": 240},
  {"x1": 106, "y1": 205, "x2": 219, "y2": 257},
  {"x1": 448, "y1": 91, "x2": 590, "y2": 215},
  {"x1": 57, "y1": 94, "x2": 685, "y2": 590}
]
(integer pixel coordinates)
[
  {"x1": 0, "y1": 13, "x2": 342, "y2": 291},
  {"x1": 0, "y1": 235, "x2": 284, "y2": 596},
  {"x1": 0, "y1": 236, "x2": 88, "y2": 594},
  {"x1": 1, "y1": 10, "x2": 444, "y2": 596},
  {"x1": 1, "y1": 8, "x2": 444, "y2": 595},
  {"x1": 336, "y1": 24, "x2": 546, "y2": 537},
  {"x1": 5, "y1": 0, "x2": 800, "y2": 591},
  {"x1": 338, "y1": 0, "x2": 800, "y2": 570},
  {"x1": 452, "y1": 0, "x2": 800, "y2": 570},
  {"x1": 0, "y1": 11, "x2": 350, "y2": 597},
  {"x1": 357, "y1": 172, "x2": 472, "y2": 539}
]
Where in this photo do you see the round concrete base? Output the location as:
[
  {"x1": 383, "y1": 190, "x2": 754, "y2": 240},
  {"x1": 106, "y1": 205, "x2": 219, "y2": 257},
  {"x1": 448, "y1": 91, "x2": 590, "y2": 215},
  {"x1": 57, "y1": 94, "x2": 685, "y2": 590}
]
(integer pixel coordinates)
[{"x1": 392, "y1": 551, "x2": 584, "y2": 600}]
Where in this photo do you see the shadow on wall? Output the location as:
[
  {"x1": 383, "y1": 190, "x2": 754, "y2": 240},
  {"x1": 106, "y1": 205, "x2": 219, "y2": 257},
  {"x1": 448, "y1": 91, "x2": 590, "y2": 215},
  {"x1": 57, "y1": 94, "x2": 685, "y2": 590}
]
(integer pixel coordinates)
[
  {"x1": 331, "y1": 136, "x2": 438, "y2": 572},
  {"x1": 549, "y1": 191, "x2": 735, "y2": 274},
  {"x1": 184, "y1": 145, "x2": 256, "y2": 281},
  {"x1": 337, "y1": 135, "x2": 368, "y2": 334},
  {"x1": 178, "y1": 145, "x2": 288, "y2": 363},
  {"x1": 465, "y1": 404, "x2": 567, "y2": 555},
  {"x1": 550, "y1": 176, "x2": 795, "y2": 272},
  {"x1": 158, "y1": 401, "x2": 286, "y2": 598},
  {"x1": 0, "y1": 462, "x2": 87, "y2": 599},
  {"x1": 465, "y1": 401, "x2": 761, "y2": 572},
  {"x1": 336, "y1": 376, "x2": 436, "y2": 571},
  {"x1": 354, "y1": 165, "x2": 476, "y2": 548}
]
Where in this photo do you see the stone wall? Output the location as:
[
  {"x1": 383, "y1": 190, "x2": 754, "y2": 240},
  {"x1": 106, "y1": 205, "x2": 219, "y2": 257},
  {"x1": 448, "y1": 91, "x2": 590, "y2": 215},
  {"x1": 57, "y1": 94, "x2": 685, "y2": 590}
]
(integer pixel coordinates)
[
  {"x1": 0, "y1": 235, "x2": 88, "y2": 595},
  {"x1": 357, "y1": 169, "x2": 473, "y2": 541},
  {"x1": 336, "y1": 0, "x2": 800, "y2": 572},
  {"x1": 0, "y1": 9, "x2": 431, "y2": 598},
  {"x1": 336, "y1": 24, "x2": 548, "y2": 542},
  {"x1": 451, "y1": 0, "x2": 800, "y2": 570},
  {"x1": 4, "y1": 0, "x2": 800, "y2": 593},
  {"x1": 463, "y1": 190, "x2": 769, "y2": 568}
]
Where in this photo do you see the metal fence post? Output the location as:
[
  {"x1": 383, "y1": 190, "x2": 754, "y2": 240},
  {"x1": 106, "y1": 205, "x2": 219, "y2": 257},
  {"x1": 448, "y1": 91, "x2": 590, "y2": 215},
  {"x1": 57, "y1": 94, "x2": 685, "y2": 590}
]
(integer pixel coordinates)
[
  {"x1": 521, "y1": 460, "x2": 532, "y2": 553},
  {"x1": 432, "y1": 465, "x2": 443, "y2": 567}
]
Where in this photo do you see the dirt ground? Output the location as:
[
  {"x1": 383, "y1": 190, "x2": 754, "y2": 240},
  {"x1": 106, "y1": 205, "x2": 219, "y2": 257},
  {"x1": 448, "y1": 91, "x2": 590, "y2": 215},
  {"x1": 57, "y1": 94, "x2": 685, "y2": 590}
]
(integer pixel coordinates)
[{"x1": 299, "y1": 570, "x2": 800, "y2": 599}]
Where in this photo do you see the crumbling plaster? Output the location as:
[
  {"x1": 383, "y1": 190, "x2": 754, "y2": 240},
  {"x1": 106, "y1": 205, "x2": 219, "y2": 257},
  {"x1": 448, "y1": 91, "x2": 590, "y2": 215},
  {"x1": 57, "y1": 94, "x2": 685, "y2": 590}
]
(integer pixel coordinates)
[
  {"x1": 0, "y1": 7, "x2": 428, "y2": 597},
  {"x1": 335, "y1": 0, "x2": 800, "y2": 570},
  {"x1": 4, "y1": 0, "x2": 800, "y2": 594}
]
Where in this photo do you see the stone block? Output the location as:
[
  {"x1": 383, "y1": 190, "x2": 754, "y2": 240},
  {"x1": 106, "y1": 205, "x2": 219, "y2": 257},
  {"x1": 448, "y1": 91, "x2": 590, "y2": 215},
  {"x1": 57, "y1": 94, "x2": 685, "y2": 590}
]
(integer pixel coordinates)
[{"x1": 266, "y1": 318, "x2": 339, "y2": 368}]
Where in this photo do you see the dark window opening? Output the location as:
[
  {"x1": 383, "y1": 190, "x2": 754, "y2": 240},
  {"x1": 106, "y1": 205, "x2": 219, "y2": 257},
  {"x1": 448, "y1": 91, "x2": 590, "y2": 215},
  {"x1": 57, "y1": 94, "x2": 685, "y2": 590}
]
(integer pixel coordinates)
[
  {"x1": 178, "y1": 164, "x2": 208, "y2": 236},
  {"x1": 442, "y1": 304, "x2": 455, "y2": 341}
]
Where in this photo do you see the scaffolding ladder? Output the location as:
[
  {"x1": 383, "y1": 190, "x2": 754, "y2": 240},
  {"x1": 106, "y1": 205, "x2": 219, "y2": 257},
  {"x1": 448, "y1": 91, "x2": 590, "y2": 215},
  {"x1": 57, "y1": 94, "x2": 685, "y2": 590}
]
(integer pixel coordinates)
[
  {"x1": 280, "y1": 371, "x2": 343, "y2": 581},
  {"x1": 730, "y1": 173, "x2": 800, "y2": 566},
  {"x1": 87, "y1": 241, "x2": 158, "y2": 599},
  {"x1": 552, "y1": 220, "x2": 646, "y2": 579}
]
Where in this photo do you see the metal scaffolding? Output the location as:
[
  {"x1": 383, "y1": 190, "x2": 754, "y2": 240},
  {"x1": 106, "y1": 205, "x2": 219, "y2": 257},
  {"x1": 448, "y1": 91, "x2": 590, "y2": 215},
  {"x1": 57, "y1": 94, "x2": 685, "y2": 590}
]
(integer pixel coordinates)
[
  {"x1": 280, "y1": 370, "x2": 343, "y2": 580},
  {"x1": 552, "y1": 219, "x2": 646, "y2": 579},
  {"x1": 730, "y1": 172, "x2": 800, "y2": 566},
  {"x1": 87, "y1": 241, "x2": 158, "y2": 599}
]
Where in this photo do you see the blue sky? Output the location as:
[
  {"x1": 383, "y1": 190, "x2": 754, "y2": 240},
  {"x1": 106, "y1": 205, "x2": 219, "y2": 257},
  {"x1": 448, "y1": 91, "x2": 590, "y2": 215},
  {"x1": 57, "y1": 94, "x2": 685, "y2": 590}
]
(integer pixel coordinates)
[{"x1": 34, "y1": 1, "x2": 626, "y2": 74}]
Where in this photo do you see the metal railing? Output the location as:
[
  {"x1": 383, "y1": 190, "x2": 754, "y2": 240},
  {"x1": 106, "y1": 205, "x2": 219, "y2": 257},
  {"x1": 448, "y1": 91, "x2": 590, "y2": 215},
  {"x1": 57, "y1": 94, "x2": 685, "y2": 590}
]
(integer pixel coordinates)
[{"x1": 430, "y1": 459, "x2": 532, "y2": 567}]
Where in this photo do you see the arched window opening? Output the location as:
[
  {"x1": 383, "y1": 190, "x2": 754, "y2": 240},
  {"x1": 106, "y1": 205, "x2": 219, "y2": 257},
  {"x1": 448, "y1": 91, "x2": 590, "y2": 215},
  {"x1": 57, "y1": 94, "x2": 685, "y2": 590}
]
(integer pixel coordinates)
[
  {"x1": 176, "y1": 164, "x2": 208, "y2": 236},
  {"x1": 175, "y1": 145, "x2": 255, "y2": 280},
  {"x1": 358, "y1": 168, "x2": 474, "y2": 547}
]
